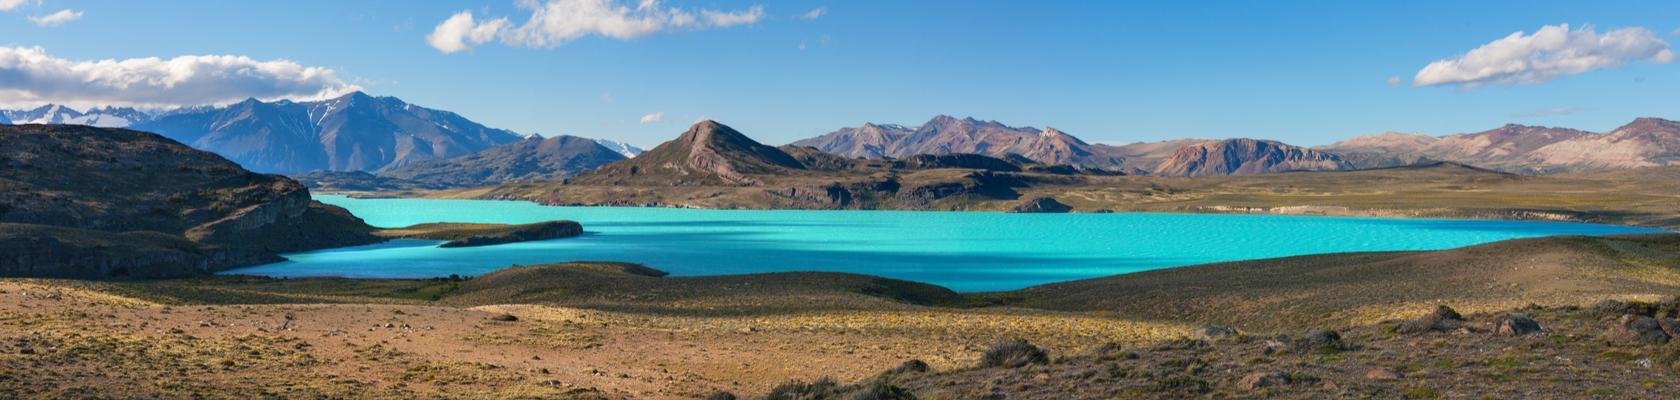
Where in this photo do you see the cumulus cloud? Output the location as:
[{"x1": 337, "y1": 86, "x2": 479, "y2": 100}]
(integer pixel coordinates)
[
  {"x1": 799, "y1": 7, "x2": 825, "y2": 20},
  {"x1": 638, "y1": 111, "x2": 663, "y2": 124},
  {"x1": 0, "y1": 0, "x2": 30, "y2": 12},
  {"x1": 1386, "y1": 76, "x2": 1402, "y2": 86},
  {"x1": 425, "y1": 11, "x2": 509, "y2": 53},
  {"x1": 428, "y1": 0, "x2": 764, "y2": 53},
  {"x1": 28, "y1": 9, "x2": 80, "y2": 26},
  {"x1": 0, "y1": 46, "x2": 361, "y2": 109},
  {"x1": 1414, "y1": 24, "x2": 1674, "y2": 88}
]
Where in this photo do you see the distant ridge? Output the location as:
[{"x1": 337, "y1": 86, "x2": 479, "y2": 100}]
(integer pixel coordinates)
[
  {"x1": 1322, "y1": 118, "x2": 1680, "y2": 174},
  {"x1": 795, "y1": 115, "x2": 1126, "y2": 169},
  {"x1": 380, "y1": 135, "x2": 627, "y2": 187}
]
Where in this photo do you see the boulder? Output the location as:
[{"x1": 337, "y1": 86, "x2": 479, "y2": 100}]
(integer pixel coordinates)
[
  {"x1": 1605, "y1": 314, "x2": 1670, "y2": 345},
  {"x1": 1494, "y1": 313, "x2": 1543, "y2": 336}
]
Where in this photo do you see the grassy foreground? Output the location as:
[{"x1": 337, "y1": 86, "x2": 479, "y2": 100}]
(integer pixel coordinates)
[{"x1": 1, "y1": 234, "x2": 1677, "y2": 398}]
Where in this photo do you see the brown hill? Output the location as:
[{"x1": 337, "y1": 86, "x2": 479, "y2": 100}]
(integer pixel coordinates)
[
  {"x1": 1151, "y1": 138, "x2": 1349, "y2": 176},
  {"x1": 0, "y1": 124, "x2": 380, "y2": 278},
  {"x1": 570, "y1": 120, "x2": 805, "y2": 186}
]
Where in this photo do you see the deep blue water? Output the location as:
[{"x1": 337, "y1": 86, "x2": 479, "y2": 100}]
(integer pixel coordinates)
[{"x1": 219, "y1": 195, "x2": 1667, "y2": 292}]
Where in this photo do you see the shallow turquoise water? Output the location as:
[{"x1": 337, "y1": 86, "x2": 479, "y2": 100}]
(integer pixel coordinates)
[{"x1": 221, "y1": 195, "x2": 1667, "y2": 292}]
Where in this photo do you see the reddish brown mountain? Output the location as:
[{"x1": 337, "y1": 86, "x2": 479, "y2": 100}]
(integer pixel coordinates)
[
  {"x1": 572, "y1": 120, "x2": 805, "y2": 186},
  {"x1": 794, "y1": 115, "x2": 1125, "y2": 169},
  {"x1": 1152, "y1": 138, "x2": 1350, "y2": 176}
]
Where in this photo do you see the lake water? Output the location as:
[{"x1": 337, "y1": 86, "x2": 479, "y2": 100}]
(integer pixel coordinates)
[{"x1": 221, "y1": 195, "x2": 1668, "y2": 292}]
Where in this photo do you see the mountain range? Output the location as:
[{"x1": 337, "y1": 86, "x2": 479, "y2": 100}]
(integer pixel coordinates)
[
  {"x1": 1320, "y1": 118, "x2": 1680, "y2": 174},
  {"x1": 5, "y1": 96, "x2": 1678, "y2": 179},
  {"x1": 0, "y1": 94, "x2": 645, "y2": 175},
  {"x1": 379, "y1": 134, "x2": 628, "y2": 187},
  {"x1": 793, "y1": 115, "x2": 1128, "y2": 170}
]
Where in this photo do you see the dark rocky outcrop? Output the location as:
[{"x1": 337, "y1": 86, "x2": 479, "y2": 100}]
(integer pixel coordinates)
[
  {"x1": 1011, "y1": 197, "x2": 1072, "y2": 213},
  {"x1": 0, "y1": 124, "x2": 381, "y2": 278}
]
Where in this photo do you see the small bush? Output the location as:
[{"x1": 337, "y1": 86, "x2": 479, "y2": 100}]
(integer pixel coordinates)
[
  {"x1": 845, "y1": 381, "x2": 917, "y2": 400},
  {"x1": 767, "y1": 377, "x2": 841, "y2": 400},
  {"x1": 979, "y1": 339, "x2": 1049, "y2": 368},
  {"x1": 883, "y1": 359, "x2": 928, "y2": 375}
]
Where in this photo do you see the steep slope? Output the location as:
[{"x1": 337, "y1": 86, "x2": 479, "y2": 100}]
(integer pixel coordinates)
[
  {"x1": 1526, "y1": 117, "x2": 1680, "y2": 170},
  {"x1": 1316, "y1": 131, "x2": 1441, "y2": 169},
  {"x1": 1152, "y1": 138, "x2": 1350, "y2": 176},
  {"x1": 131, "y1": 92, "x2": 524, "y2": 173},
  {"x1": 0, "y1": 124, "x2": 380, "y2": 278},
  {"x1": 571, "y1": 120, "x2": 805, "y2": 186},
  {"x1": 380, "y1": 135, "x2": 627, "y2": 187},
  {"x1": 797, "y1": 116, "x2": 1126, "y2": 168}
]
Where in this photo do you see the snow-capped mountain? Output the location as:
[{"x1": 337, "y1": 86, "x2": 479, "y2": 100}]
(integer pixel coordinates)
[
  {"x1": 0, "y1": 105, "x2": 153, "y2": 127},
  {"x1": 592, "y1": 138, "x2": 644, "y2": 158}
]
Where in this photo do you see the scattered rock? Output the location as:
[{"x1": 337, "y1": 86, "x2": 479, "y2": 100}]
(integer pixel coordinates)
[
  {"x1": 1262, "y1": 339, "x2": 1288, "y2": 355},
  {"x1": 979, "y1": 339, "x2": 1050, "y2": 368},
  {"x1": 1364, "y1": 368, "x2": 1404, "y2": 380},
  {"x1": 1194, "y1": 324, "x2": 1239, "y2": 341},
  {"x1": 1605, "y1": 314, "x2": 1670, "y2": 344},
  {"x1": 490, "y1": 314, "x2": 519, "y2": 322},
  {"x1": 1237, "y1": 371, "x2": 1290, "y2": 390},
  {"x1": 1494, "y1": 313, "x2": 1543, "y2": 336}
]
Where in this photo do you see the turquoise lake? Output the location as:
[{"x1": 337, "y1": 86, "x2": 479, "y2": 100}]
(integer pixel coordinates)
[{"x1": 221, "y1": 195, "x2": 1669, "y2": 292}]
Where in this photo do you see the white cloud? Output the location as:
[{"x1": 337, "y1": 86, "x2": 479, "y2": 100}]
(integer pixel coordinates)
[
  {"x1": 0, "y1": 46, "x2": 361, "y2": 109},
  {"x1": 638, "y1": 111, "x2": 663, "y2": 124},
  {"x1": 799, "y1": 7, "x2": 825, "y2": 20},
  {"x1": 425, "y1": 11, "x2": 509, "y2": 53},
  {"x1": 797, "y1": 40, "x2": 807, "y2": 51},
  {"x1": 428, "y1": 0, "x2": 765, "y2": 53},
  {"x1": 0, "y1": 0, "x2": 31, "y2": 12},
  {"x1": 28, "y1": 9, "x2": 80, "y2": 27},
  {"x1": 1414, "y1": 24, "x2": 1675, "y2": 88},
  {"x1": 1386, "y1": 76, "x2": 1401, "y2": 86},
  {"x1": 701, "y1": 5, "x2": 763, "y2": 28}
]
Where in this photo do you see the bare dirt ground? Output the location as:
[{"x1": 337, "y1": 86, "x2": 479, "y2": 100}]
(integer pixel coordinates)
[{"x1": 2, "y1": 234, "x2": 1677, "y2": 399}]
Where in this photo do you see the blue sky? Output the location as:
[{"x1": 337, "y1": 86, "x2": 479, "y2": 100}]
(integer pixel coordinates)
[{"x1": 2, "y1": 0, "x2": 1677, "y2": 147}]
